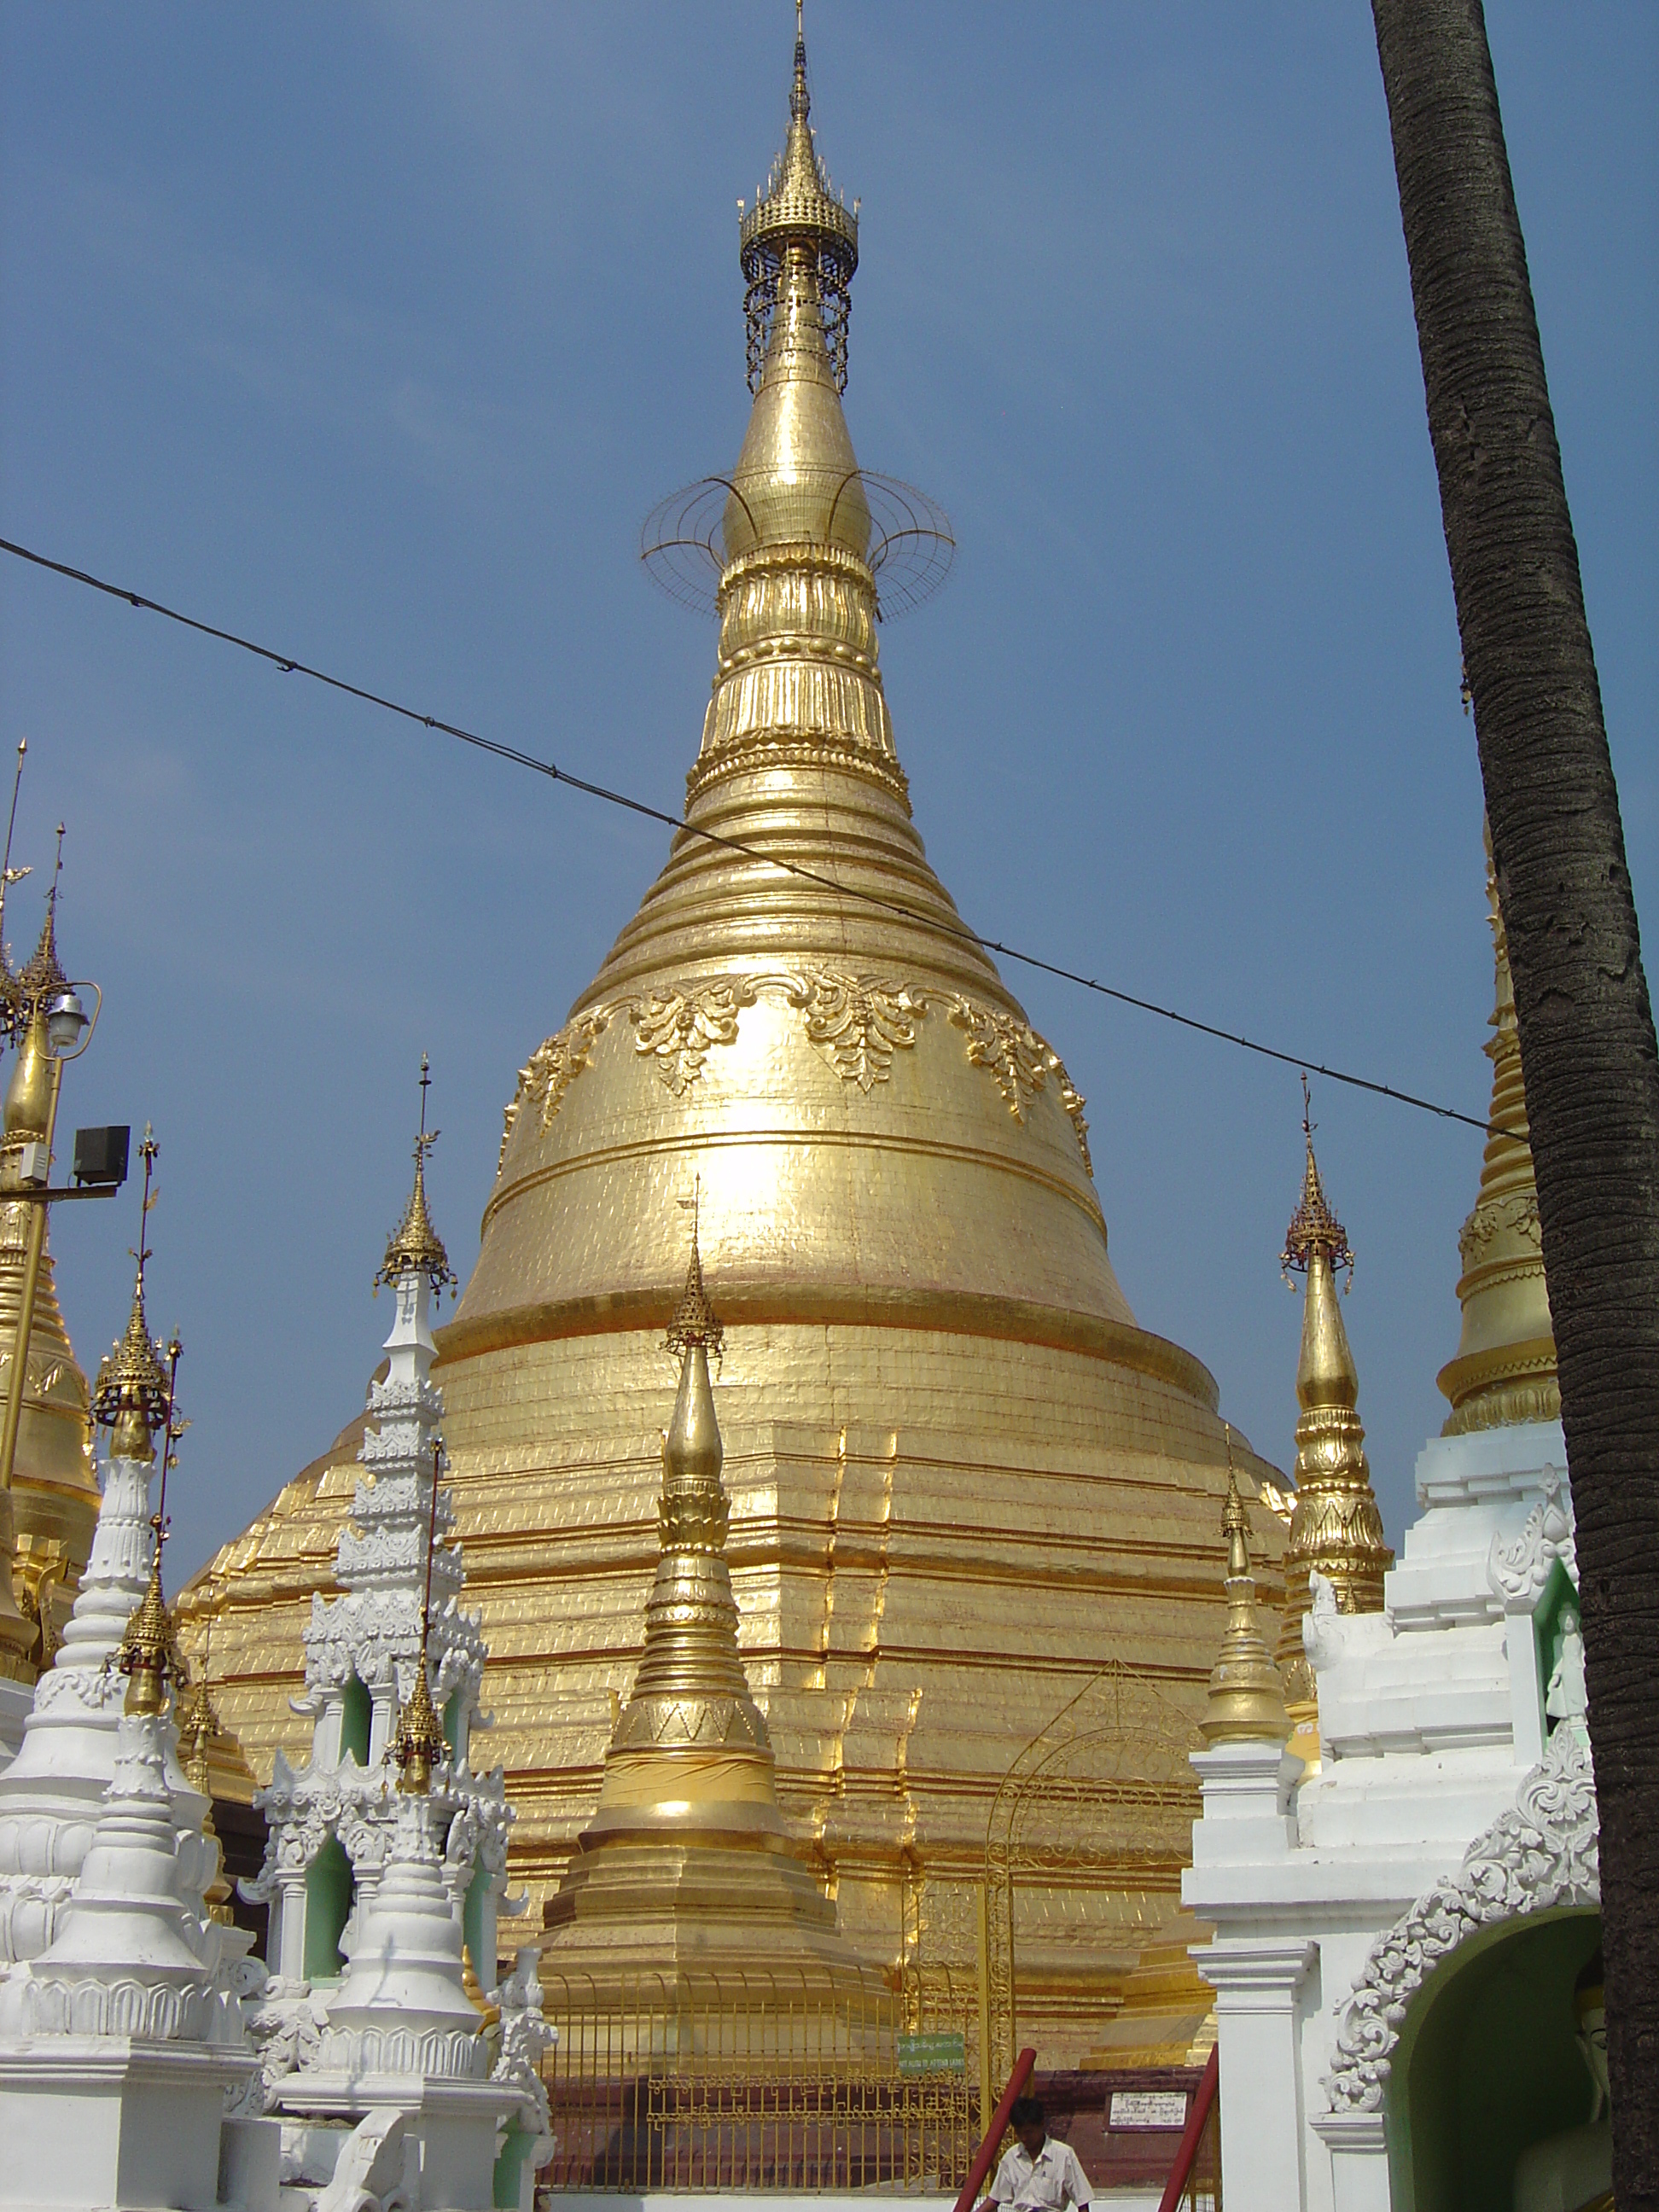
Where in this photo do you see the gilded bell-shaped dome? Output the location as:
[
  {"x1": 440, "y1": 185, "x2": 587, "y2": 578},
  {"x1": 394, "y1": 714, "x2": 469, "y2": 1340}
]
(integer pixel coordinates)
[{"x1": 194, "y1": 15, "x2": 1283, "y2": 2067}]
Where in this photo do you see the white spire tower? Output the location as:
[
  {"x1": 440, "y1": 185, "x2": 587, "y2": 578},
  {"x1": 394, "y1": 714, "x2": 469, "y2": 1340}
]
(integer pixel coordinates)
[{"x1": 247, "y1": 1065, "x2": 511, "y2": 2044}]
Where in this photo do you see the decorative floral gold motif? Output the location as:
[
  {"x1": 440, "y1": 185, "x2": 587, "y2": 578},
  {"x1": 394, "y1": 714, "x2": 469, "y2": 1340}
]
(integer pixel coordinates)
[
  {"x1": 527, "y1": 1011, "x2": 611, "y2": 1132},
  {"x1": 944, "y1": 999, "x2": 1094, "y2": 1177},
  {"x1": 1052, "y1": 1061, "x2": 1093, "y2": 1180},
  {"x1": 947, "y1": 1000, "x2": 1050, "y2": 1122},
  {"x1": 631, "y1": 981, "x2": 757, "y2": 1095},
  {"x1": 498, "y1": 1008, "x2": 613, "y2": 1168},
  {"x1": 1458, "y1": 1190, "x2": 1542, "y2": 1268},
  {"x1": 786, "y1": 969, "x2": 923, "y2": 1091}
]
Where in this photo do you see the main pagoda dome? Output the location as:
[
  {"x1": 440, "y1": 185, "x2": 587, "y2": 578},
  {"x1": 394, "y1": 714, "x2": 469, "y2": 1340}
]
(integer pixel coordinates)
[{"x1": 193, "y1": 15, "x2": 1286, "y2": 2066}]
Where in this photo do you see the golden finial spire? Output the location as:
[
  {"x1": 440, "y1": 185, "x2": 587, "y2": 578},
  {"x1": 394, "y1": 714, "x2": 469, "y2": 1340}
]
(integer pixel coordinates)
[
  {"x1": 389, "y1": 1436, "x2": 448, "y2": 1796},
  {"x1": 738, "y1": 0, "x2": 859, "y2": 397},
  {"x1": 666, "y1": 1183, "x2": 725, "y2": 1361},
  {"x1": 93, "y1": 1129, "x2": 172, "y2": 1464},
  {"x1": 15, "y1": 825, "x2": 69, "y2": 1024},
  {"x1": 1202, "y1": 1441, "x2": 1291, "y2": 1746},
  {"x1": 375, "y1": 1055, "x2": 456, "y2": 1298},
  {"x1": 114, "y1": 1328, "x2": 188, "y2": 1715},
  {"x1": 1437, "y1": 818, "x2": 1558, "y2": 1432},
  {"x1": 1277, "y1": 1086, "x2": 1391, "y2": 1627},
  {"x1": 1281, "y1": 1077, "x2": 1354, "y2": 1284}
]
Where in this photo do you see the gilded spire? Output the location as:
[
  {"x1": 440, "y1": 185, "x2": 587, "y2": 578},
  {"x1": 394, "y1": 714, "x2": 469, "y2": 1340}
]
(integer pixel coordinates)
[
  {"x1": 92, "y1": 1131, "x2": 172, "y2": 1465},
  {"x1": 665, "y1": 1199, "x2": 725, "y2": 1361},
  {"x1": 375, "y1": 1056, "x2": 455, "y2": 1298},
  {"x1": 1437, "y1": 819, "x2": 1558, "y2": 1432},
  {"x1": 1202, "y1": 1455, "x2": 1291, "y2": 1746},
  {"x1": 1278, "y1": 1090, "x2": 1392, "y2": 1631},
  {"x1": 175, "y1": 1621, "x2": 236, "y2": 1921}
]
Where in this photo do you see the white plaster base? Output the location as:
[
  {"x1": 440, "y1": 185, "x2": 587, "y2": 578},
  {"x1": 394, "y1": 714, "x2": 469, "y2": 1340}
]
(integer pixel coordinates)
[
  {"x1": 1313, "y1": 2110, "x2": 1390, "y2": 2211},
  {"x1": 276, "y1": 2071, "x2": 517, "y2": 2212},
  {"x1": 0, "y1": 1678, "x2": 31, "y2": 1773},
  {"x1": 0, "y1": 2036, "x2": 257, "y2": 2210}
]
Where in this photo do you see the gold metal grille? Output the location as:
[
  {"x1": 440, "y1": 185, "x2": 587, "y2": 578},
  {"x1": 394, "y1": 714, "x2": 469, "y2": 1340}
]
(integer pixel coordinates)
[
  {"x1": 539, "y1": 1966, "x2": 981, "y2": 2192},
  {"x1": 985, "y1": 1661, "x2": 1205, "y2": 2087}
]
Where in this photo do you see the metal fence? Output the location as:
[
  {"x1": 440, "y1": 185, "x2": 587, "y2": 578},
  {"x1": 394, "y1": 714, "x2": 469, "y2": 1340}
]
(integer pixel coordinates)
[{"x1": 538, "y1": 1965, "x2": 981, "y2": 2192}]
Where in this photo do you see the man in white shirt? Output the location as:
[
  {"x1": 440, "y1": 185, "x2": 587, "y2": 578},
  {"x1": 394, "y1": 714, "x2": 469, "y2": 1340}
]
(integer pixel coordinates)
[{"x1": 978, "y1": 2097, "x2": 1092, "y2": 2212}]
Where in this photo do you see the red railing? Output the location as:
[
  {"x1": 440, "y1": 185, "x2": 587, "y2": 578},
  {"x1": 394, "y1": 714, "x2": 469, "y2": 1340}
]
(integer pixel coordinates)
[
  {"x1": 952, "y1": 2046, "x2": 1037, "y2": 2212},
  {"x1": 1155, "y1": 2045, "x2": 1220, "y2": 2212}
]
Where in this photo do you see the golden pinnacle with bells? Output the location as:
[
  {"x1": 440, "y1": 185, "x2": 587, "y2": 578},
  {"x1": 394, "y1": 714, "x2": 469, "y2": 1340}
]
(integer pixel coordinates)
[{"x1": 114, "y1": 1328, "x2": 189, "y2": 1717}]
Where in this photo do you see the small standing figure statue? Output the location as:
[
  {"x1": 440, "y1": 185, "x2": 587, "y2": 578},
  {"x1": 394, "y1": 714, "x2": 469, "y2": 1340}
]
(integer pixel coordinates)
[{"x1": 1545, "y1": 1603, "x2": 1589, "y2": 1729}]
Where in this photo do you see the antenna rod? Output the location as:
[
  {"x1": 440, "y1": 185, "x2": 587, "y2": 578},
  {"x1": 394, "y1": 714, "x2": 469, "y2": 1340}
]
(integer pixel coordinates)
[
  {"x1": 421, "y1": 1435, "x2": 441, "y2": 1657},
  {"x1": 0, "y1": 737, "x2": 26, "y2": 974},
  {"x1": 155, "y1": 1332, "x2": 183, "y2": 1545}
]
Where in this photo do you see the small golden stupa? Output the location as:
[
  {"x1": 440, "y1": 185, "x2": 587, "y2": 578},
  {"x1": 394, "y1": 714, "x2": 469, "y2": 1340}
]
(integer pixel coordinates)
[
  {"x1": 1437, "y1": 821, "x2": 1558, "y2": 1432},
  {"x1": 1202, "y1": 1465, "x2": 1291, "y2": 1749},
  {"x1": 191, "y1": 13, "x2": 1286, "y2": 2061},
  {"x1": 1273, "y1": 1099, "x2": 1391, "y2": 1749},
  {"x1": 542, "y1": 1225, "x2": 864, "y2": 1991}
]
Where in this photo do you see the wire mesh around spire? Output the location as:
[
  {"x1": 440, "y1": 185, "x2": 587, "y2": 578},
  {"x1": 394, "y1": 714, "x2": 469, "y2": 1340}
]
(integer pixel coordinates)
[
  {"x1": 642, "y1": 469, "x2": 953, "y2": 619},
  {"x1": 739, "y1": 8, "x2": 858, "y2": 392}
]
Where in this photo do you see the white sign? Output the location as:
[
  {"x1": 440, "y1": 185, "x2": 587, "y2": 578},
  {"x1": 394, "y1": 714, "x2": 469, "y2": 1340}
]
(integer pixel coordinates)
[{"x1": 1109, "y1": 2090, "x2": 1190, "y2": 2129}]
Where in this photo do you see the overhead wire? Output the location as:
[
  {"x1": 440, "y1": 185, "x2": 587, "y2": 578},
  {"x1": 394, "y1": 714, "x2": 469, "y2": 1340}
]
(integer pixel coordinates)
[{"x1": 0, "y1": 533, "x2": 1511, "y2": 1140}]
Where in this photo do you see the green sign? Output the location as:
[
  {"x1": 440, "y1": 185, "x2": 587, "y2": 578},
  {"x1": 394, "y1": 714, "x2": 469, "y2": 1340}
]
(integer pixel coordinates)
[{"x1": 897, "y1": 2031, "x2": 967, "y2": 2077}]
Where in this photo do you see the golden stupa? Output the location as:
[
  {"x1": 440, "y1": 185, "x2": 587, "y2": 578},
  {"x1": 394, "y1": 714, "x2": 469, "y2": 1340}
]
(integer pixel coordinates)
[
  {"x1": 542, "y1": 1224, "x2": 868, "y2": 1994},
  {"x1": 0, "y1": 892, "x2": 100, "y2": 1679},
  {"x1": 189, "y1": 17, "x2": 1287, "y2": 2064}
]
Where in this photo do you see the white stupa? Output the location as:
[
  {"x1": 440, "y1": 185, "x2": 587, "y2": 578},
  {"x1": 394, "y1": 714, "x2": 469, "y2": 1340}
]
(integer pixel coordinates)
[
  {"x1": 244, "y1": 1074, "x2": 549, "y2": 2209},
  {"x1": 244, "y1": 1080, "x2": 511, "y2": 2034},
  {"x1": 1183, "y1": 857, "x2": 1605, "y2": 2212},
  {"x1": 0, "y1": 1316, "x2": 274, "y2": 2212},
  {"x1": 0, "y1": 1158, "x2": 210, "y2": 1964}
]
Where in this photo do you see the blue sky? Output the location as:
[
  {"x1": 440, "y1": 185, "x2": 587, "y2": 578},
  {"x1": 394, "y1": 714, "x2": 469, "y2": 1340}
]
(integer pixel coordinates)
[{"x1": 1, "y1": 4, "x2": 1652, "y2": 1580}]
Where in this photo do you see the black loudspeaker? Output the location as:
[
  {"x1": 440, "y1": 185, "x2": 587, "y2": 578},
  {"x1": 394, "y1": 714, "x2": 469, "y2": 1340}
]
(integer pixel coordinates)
[{"x1": 73, "y1": 1125, "x2": 131, "y2": 1188}]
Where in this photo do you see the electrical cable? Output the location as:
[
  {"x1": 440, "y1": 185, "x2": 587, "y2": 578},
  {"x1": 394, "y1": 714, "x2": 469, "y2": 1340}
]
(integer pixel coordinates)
[{"x1": 0, "y1": 533, "x2": 1511, "y2": 1139}]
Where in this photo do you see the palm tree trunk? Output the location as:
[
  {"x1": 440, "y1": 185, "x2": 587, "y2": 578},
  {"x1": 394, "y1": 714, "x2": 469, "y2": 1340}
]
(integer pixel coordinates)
[{"x1": 1368, "y1": 0, "x2": 1659, "y2": 2193}]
